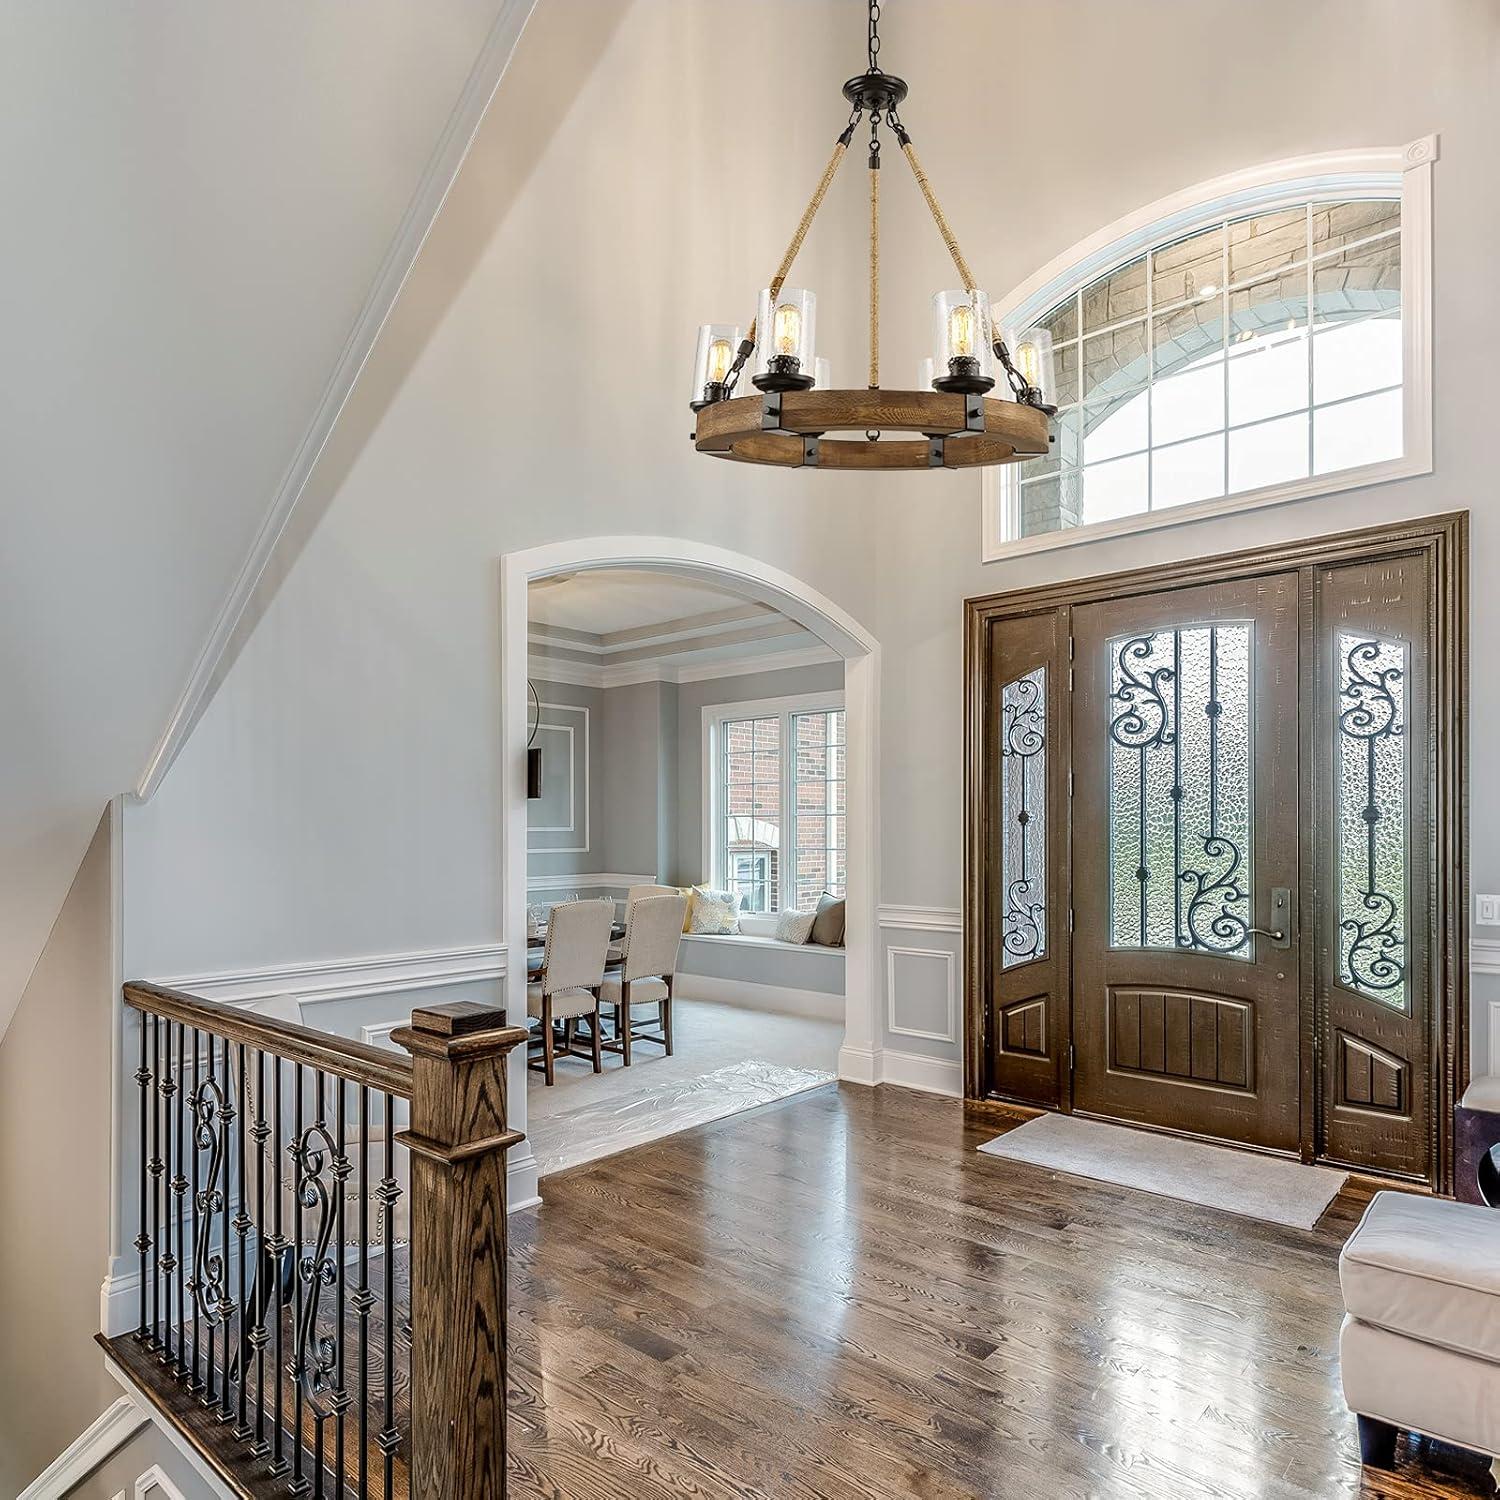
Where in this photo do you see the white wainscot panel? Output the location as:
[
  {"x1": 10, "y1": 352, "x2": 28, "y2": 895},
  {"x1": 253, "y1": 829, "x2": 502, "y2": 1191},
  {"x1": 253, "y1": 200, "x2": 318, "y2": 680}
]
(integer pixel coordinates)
[{"x1": 886, "y1": 945, "x2": 957, "y2": 1044}]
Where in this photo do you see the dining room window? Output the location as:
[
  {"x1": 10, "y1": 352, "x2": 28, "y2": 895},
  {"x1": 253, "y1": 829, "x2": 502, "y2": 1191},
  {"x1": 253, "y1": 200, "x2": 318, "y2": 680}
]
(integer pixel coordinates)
[{"x1": 706, "y1": 694, "x2": 846, "y2": 913}]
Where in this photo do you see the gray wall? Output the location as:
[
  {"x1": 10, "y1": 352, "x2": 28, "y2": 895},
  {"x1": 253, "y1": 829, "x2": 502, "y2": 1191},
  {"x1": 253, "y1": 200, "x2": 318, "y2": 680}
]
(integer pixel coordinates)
[
  {"x1": 119, "y1": 1, "x2": 1498, "y2": 1094},
  {"x1": 0, "y1": 810, "x2": 118, "y2": 1495}
]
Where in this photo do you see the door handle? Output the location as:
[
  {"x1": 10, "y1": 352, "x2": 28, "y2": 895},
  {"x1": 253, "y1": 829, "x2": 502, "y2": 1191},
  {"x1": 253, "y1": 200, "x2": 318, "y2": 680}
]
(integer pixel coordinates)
[{"x1": 1251, "y1": 887, "x2": 1293, "y2": 950}]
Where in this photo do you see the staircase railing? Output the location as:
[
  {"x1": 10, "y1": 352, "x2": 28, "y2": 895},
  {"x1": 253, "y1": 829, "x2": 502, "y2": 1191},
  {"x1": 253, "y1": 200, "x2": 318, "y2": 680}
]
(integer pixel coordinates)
[{"x1": 104, "y1": 982, "x2": 527, "y2": 1498}]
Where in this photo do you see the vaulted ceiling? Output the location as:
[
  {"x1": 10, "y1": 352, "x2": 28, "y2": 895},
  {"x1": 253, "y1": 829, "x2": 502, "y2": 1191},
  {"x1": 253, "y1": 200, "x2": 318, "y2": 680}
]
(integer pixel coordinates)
[{"x1": 0, "y1": 0, "x2": 535, "y2": 1037}]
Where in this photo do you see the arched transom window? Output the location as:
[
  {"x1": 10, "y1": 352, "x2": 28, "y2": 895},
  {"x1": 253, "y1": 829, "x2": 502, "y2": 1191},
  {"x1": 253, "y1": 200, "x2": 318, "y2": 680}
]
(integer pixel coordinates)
[{"x1": 985, "y1": 146, "x2": 1434, "y2": 556}]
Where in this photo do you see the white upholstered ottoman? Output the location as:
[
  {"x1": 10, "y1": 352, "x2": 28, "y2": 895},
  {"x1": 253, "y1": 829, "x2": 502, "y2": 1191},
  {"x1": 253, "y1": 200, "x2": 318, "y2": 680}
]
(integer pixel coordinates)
[{"x1": 1339, "y1": 1189, "x2": 1500, "y2": 1474}]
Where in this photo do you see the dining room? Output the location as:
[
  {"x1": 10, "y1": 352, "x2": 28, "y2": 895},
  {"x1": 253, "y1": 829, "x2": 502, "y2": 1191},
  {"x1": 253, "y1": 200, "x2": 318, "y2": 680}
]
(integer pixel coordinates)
[{"x1": 522, "y1": 567, "x2": 849, "y2": 1177}]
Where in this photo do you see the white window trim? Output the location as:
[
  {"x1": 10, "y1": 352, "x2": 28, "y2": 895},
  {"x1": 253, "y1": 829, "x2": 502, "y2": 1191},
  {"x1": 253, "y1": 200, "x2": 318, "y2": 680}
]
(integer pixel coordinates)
[
  {"x1": 701, "y1": 690, "x2": 846, "y2": 912},
  {"x1": 981, "y1": 137, "x2": 1436, "y2": 563}
]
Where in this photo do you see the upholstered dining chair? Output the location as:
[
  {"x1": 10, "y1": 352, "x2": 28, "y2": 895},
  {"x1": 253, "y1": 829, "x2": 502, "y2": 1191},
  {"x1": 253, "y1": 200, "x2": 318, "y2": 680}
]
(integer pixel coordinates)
[
  {"x1": 609, "y1": 883, "x2": 679, "y2": 961},
  {"x1": 600, "y1": 892, "x2": 687, "y2": 1065},
  {"x1": 527, "y1": 898, "x2": 614, "y2": 1084}
]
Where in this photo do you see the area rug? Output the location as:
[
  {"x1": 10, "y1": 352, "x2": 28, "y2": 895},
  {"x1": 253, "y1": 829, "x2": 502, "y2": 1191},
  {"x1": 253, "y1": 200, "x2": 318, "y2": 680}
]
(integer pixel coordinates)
[
  {"x1": 530, "y1": 1058, "x2": 834, "y2": 1180},
  {"x1": 978, "y1": 1113, "x2": 1346, "y2": 1230}
]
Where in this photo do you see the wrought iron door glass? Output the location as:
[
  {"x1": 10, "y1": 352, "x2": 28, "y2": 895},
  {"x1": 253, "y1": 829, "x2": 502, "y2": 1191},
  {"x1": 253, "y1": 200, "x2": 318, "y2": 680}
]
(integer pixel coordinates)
[
  {"x1": 1000, "y1": 667, "x2": 1046, "y2": 967},
  {"x1": 1336, "y1": 631, "x2": 1407, "y2": 1006},
  {"x1": 1108, "y1": 623, "x2": 1252, "y2": 955}
]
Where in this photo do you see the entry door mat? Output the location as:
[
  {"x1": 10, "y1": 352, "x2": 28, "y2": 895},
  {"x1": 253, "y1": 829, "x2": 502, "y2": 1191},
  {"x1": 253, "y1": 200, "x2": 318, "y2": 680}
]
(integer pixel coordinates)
[
  {"x1": 978, "y1": 1113, "x2": 1347, "y2": 1230},
  {"x1": 532, "y1": 1059, "x2": 834, "y2": 1180}
]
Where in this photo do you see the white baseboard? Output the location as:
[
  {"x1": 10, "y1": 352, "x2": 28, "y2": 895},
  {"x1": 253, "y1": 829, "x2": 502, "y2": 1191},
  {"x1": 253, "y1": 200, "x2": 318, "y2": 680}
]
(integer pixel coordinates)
[
  {"x1": 674, "y1": 972, "x2": 844, "y2": 1023},
  {"x1": 837, "y1": 1043, "x2": 880, "y2": 1085},
  {"x1": 879, "y1": 1048, "x2": 963, "y2": 1097},
  {"x1": 18, "y1": 1396, "x2": 148, "y2": 1500},
  {"x1": 508, "y1": 1145, "x2": 541, "y2": 1212},
  {"x1": 134, "y1": 1465, "x2": 187, "y2": 1499}
]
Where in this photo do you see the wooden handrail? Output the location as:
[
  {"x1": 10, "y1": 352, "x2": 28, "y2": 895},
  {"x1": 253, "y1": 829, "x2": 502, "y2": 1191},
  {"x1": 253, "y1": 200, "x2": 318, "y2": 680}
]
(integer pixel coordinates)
[{"x1": 123, "y1": 980, "x2": 414, "y2": 1098}]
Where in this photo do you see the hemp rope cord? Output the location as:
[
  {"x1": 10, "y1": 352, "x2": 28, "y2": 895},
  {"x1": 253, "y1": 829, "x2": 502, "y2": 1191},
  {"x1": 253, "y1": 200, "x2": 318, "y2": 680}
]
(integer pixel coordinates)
[
  {"x1": 746, "y1": 138, "x2": 850, "y2": 346},
  {"x1": 901, "y1": 138, "x2": 978, "y2": 294},
  {"x1": 868, "y1": 165, "x2": 880, "y2": 388}
]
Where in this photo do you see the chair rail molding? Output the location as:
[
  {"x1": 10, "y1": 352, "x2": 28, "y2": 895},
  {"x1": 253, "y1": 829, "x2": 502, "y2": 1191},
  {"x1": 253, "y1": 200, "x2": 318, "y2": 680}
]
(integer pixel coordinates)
[
  {"x1": 150, "y1": 942, "x2": 508, "y2": 1008},
  {"x1": 879, "y1": 904, "x2": 963, "y2": 933},
  {"x1": 133, "y1": 0, "x2": 539, "y2": 799},
  {"x1": 526, "y1": 872, "x2": 658, "y2": 892},
  {"x1": 17, "y1": 1397, "x2": 148, "y2": 1500}
]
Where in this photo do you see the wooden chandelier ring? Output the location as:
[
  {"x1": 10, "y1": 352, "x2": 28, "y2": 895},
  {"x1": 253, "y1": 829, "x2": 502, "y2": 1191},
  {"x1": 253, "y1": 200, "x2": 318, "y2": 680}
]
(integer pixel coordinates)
[{"x1": 693, "y1": 389, "x2": 1051, "y2": 471}]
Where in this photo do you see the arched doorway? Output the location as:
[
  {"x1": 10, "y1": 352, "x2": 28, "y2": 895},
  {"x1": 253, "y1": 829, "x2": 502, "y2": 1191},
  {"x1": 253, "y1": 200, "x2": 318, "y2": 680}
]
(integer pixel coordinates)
[{"x1": 499, "y1": 536, "x2": 880, "y2": 1208}]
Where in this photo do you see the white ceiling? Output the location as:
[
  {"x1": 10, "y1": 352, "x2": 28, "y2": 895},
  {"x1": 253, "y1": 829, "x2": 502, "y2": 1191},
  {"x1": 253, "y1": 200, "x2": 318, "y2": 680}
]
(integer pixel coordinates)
[
  {"x1": 0, "y1": 0, "x2": 532, "y2": 1039},
  {"x1": 528, "y1": 568, "x2": 771, "y2": 633}
]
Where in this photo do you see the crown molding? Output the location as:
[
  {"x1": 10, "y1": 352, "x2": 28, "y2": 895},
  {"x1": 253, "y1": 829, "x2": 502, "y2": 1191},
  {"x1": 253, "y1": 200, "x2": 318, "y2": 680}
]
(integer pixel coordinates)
[{"x1": 528, "y1": 642, "x2": 842, "y2": 690}]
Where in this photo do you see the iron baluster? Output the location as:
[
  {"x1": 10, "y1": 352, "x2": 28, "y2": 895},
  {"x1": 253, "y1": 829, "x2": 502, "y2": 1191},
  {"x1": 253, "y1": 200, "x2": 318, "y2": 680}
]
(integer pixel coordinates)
[
  {"x1": 270, "y1": 1053, "x2": 287, "y2": 1478},
  {"x1": 188, "y1": 1027, "x2": 202, "y2": 1392},
  {"x1": 356, "y1": 1083, "x2": 370, "y2": 1499},
  {"x1": 379, "y1": 1092, "x2": 398, "y2": 1499},
  {"x1": 334, "y1": 1075, "x2": 348, "y2": 1500},
  {"x1": 233, "y1": 1042, "x2": 251, "y2": 1440},
  {"x1": 250, "y1": 1047, "x2": 270, "y2": 1456},
  {"x1": 150, "y1": 1013, "x2": 164, "y2": 1348},
  {"x1": 133, "y1": 1013, "x2": 151, "y2": 1339},
  {"x1": 218, "y1": 1034, "x2": 235, "y2": 1422},
  {"x1": 291, "y1": 1061, "x2": 306, "y2": 1496},
  {"x1": 173, "y1": 1022, "x2": 188, "y2": 1379},
  {"x1": 158, "y1": 1017, "x2": 177, "y2": 1369}
]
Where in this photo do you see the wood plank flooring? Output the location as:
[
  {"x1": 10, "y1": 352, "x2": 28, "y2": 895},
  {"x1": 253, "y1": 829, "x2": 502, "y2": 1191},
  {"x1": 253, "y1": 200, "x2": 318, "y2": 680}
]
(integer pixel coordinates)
[{"x1": 506, "y1": 1083, "x2": 1492, "y2": 1499}]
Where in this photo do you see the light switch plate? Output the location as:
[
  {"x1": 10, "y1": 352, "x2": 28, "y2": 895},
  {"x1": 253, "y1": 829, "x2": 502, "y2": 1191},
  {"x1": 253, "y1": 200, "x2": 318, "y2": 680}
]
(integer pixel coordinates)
[{"x1": 1477, "y1": 895, "x2": 1500, "y2": 926}]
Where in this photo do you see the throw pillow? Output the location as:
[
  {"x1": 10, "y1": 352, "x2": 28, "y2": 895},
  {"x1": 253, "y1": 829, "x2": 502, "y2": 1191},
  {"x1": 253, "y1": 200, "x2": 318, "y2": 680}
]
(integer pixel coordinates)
[
  {"x1": 809, "y1": 893, "x2": 846, "y2": 947},
  {"x1": 689, "y1": 885, "x2": 741, "y2": 935},
  {"x1": 774, "y1": 907, "x2": 817, "y2": 945}
]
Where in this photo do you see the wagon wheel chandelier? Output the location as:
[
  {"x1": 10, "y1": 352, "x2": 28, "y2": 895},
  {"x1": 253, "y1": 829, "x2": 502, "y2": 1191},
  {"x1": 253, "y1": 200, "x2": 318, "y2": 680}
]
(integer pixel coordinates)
[{"x1": 689, "y1": 0, "x2": 1055, "y2": 472}]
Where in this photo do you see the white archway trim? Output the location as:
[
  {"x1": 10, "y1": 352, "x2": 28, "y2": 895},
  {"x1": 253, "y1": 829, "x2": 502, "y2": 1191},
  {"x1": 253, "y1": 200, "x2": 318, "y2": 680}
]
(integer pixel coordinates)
[
  {"x1": 500, "y1": 537, "x2": 881, "y2": 1212},
  {"x1": 981, "y1": 136, "x2": 1436, "y2": 562}
]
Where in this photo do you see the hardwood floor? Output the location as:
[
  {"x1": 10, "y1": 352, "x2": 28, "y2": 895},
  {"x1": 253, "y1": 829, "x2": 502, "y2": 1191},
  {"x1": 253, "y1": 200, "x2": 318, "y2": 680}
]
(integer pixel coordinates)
[{"x1": 507, "y1": 1083, "x2": 1492, "y2": 1499}]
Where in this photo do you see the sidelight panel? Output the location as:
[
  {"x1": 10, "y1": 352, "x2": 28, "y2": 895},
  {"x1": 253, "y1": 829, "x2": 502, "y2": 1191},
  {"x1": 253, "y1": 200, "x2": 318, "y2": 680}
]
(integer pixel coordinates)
[
  {"x1": 1107, "y1": 624, "x2": 1252, "y2": 956},
  {"x1": 1000, "y1": 667, "x2": 1047, "y2": 968},
  {"x1": 1336, "y1": 632, "x2": 1408, "y2": 1006}
]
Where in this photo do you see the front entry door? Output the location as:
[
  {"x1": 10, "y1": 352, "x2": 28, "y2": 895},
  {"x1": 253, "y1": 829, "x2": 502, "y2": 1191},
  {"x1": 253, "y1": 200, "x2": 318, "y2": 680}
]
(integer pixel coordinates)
[{"x1": 1071, "y1": 574, "x2": 1302, "y2": 1151}]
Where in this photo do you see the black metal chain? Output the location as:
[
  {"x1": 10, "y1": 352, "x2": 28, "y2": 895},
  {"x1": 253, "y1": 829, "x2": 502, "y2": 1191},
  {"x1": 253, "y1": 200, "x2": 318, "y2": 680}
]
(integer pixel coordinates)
[{"x1": 867, "y1": 0, "x2": 881, "y2": 72}]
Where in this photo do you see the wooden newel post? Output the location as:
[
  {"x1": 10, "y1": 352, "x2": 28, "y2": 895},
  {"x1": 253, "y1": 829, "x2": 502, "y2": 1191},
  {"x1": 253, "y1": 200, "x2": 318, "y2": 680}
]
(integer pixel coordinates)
[{"x1": 392, "y1": 1000, "x2": 529, "y2": 1499}]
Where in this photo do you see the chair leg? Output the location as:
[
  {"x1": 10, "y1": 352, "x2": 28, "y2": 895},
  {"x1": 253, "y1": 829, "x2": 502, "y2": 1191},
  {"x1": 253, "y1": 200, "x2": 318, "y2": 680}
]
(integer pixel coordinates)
[
  {"x1": 543, "y1": 998, "x2": 555, "y2": 1086},
  {"x1": 1356, "y1": 1415, "x2": 1398, "y2": 1470},
  {"x1": 591, "y1": 990, "x2": 602, "y2": 1073},
  {"x1": 663, "y1": 978, "x2": 674, "y2": 1055},
  {"x1": 621, "y1": 980, "x2": 632, "y2": 1066}
]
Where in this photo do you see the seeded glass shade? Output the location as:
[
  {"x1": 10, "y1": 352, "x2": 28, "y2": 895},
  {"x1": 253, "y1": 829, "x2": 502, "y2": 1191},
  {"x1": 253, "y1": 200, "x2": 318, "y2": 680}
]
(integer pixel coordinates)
[
  {"x1": 933, "y1": 289, "x2": 995, "y2": 383},
  {"x1": 755, "y1": 287, "x2": 816, "y2": 379},
  {"x1": 691, "y1": 323, "x2": 742, "y2": 405}
]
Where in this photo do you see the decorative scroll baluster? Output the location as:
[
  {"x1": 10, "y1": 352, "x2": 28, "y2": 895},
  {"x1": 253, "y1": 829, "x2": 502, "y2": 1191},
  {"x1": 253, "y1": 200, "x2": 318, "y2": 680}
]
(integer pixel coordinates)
[
  {"x1": 232, "y1": 1042, "x2": 251, "y2": 1438},
  {"x1": 190, "y1": 1033, "x2": 230, "y2": 1410},
  {"x1": 291, "y1": 1061, "x2": 306, "y2": 1496},
  {"x1": 250, "y1": 1047, "x2": 270, "y2": 1456},
  {"x1": 134, "y1": 1014, "x2": 151, "y2": 1339},
  {"x1": 218, "y1": 1035, "x2": 235, "y2": 1422},
  {"x1": 188, "y1": 1027, "x2": 202, "y2": 1392},
  {"x1": 335, "y1": 1075, "x2": 348, "y2": 1500}
]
